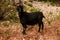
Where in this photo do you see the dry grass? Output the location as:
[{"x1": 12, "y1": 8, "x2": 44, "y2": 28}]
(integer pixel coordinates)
[{"x1": 0, "y1": 1, "x2": 60, "y2": 40}]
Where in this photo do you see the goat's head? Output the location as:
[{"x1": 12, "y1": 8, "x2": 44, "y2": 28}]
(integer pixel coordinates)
[{"x1": 16, "y1": 3, "x2": 24, "y2": 13}]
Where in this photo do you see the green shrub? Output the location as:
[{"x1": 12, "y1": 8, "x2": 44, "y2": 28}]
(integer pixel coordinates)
[
  {"x1": 56, "y1": 12, "x2": 60, "y2": 20},
  {"x1": 4, "y1": 30, "x2": 10, "y2": 35},
  {"x1": 47, "y1": 20, "x2": 52, "y2": 24},
  {"x1": 29, "y1": 0, "x2": 34, "y2": 2},
  {"x1": 42, "y1": 0, "x2": 47, "y2": 2},
  {"x1": 49, "y1": 12, "x2": 53, "y2": 15},
  {"x1": 30, "y1": 7, "x2": 40, "y2": 12},
  {"x1": 28, "y1": 3, "x2": 33, "y2": 7},
  {"x1": 49, "y1": 0, "x2": 55, "y2": 3},
  {"x1": 24, "y1": 1, "x2": 27, "y2": 5},
  {"x1": 24, "y1": 1, "x2": 33, "y2": 7}
]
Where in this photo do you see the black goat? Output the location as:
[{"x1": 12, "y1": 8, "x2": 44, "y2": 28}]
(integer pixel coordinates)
[{"x1": 16, "y1": 4, "x2": 45, "y2": 34}]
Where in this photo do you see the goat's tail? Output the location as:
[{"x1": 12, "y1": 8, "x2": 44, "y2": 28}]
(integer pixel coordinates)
[
  {"x1": 43, "y1": 15, "x2": 45, "y2": 18},
  {"x1": 40, "y1": 12, "x2": 45, "y2": 18}
]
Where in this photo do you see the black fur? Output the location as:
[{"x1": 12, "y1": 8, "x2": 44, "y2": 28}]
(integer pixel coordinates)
[{"x1": 16, "y1": 4, "x2": 45, "y2": 34}]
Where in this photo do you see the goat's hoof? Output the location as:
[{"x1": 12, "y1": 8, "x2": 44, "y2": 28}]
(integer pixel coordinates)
[
  {"x1": 38, "y1": 31, "x2": 42, "y2": 33},
  {"x1": 22, "y1": 32, "x2": 26, "y2": 35},
  {"x1": 38, "y1": 30, "x2": 40, "y2": 32}
]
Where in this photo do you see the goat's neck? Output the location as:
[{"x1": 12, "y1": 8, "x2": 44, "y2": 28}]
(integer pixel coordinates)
[
  {"x1": 20, "y1": 5, "x2": 24, "y2": 13},
  {"x1": 20, "y1": 7, "x2": 24, "y2": 15},
  {"x1": 21, "y1": 8, "x2": 24, "y2": 13},
  {"x1": 17, "y1": 5, "x2": 25, "y2": 16}
]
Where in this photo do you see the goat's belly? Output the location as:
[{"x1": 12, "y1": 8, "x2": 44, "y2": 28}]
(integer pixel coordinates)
[{"x1": 26, "y1": 21, "x2": 38, "y2": 25}]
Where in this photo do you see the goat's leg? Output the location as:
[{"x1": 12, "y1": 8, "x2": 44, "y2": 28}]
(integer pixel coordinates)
[
  {"x1": 41, "y1": 21, "x2": 44, "y2": 30},
  {"x1": 22, "y1": 25, "x2": 27, "y2": 35},
  {"x1": 38, "y1": 23, "x2": 41, "y2": 32},
  {"x1": 41, "y1": 21, "x2": 44, "y2": 35}
]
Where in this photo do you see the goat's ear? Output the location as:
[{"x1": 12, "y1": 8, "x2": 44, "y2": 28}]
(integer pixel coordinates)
[
  {"x1": 16, "y1": 6, "x2": 20, "y2": 11},
  {"x1": 16, "y1": 3, "x2": 20, "y2": 6}
]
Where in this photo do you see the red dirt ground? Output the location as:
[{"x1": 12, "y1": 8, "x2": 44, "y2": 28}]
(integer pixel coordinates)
[{"x1": 0, "y1": 19, "x2": 60, "y2": 40}]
